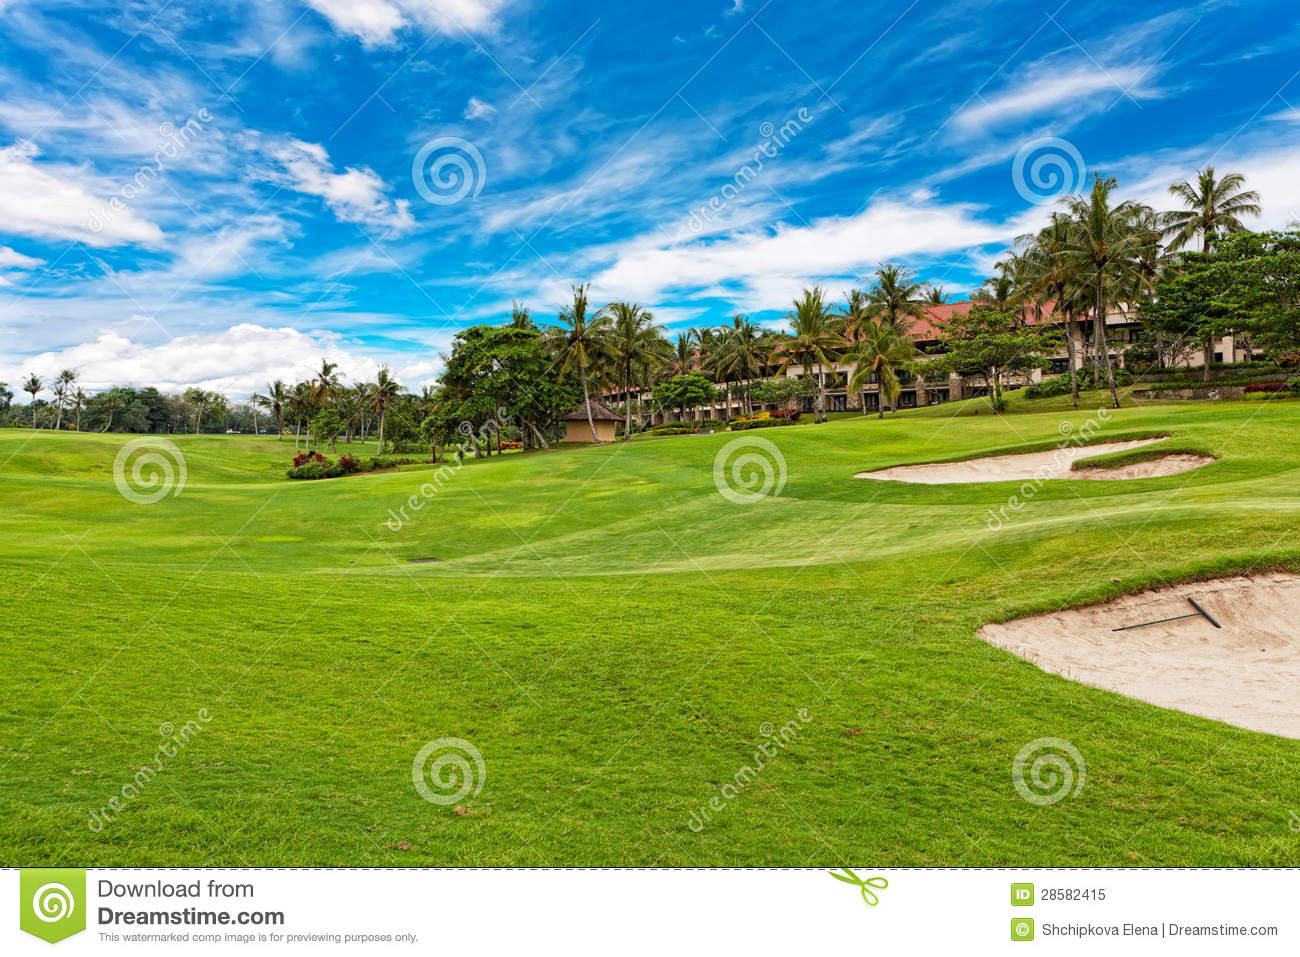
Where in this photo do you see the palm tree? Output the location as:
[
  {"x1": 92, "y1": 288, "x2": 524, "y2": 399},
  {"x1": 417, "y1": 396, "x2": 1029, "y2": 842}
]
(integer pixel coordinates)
[
  {"x1": 1018, "y1": 212, "x2": 1087, "y2": 406},
  {"x1": 289, "y1": 382, "x2": 313, "y2": 450},
  {"x1": 848, "y1": 320, "x2": 916, "y2": 418},
  {"x1": 837, "y1": 289, "x2": 872, "y2": 344},
  {"x1": 972, "y1": 262, "x2": 1024, "y2": 314},
  {"x1": 509, "y1": 299, "x2": 535, "y2": 330},
  {"x1": 671, "y1": 331, "x2": 695, "y2": 375},
  {"x1": 52, "y1": 369, "x2": 76, "y2": 430},
  {"x1": 22, "y1": 373, "x2": 41, "y2": 428},
  {"x1": 715, "y1": 315, "x2": 772, "y2": 416},
  {"x1": 369, "y1": 367, "x2": 402, "y2": 455},
  {"x1": 606, "y1": 302, "x2": 665, "y2": 438},
  {"x1": 310, "y1": 360, "x2": 339, "y2": 412},
  {"x1": 1062, "y1": 174, "x2": 1155, "y2": 409},
  {"x1": 778, "y1": 287, "x2": 842, "y2": 424},
  {"x1": 867, "y1": 264, "x2": 927, "y2": 332},
  {"x1": 922, "y1": 284, "x2": 949, "y2": 305},
  {"x1": 99, "y1": 389, "x2": 123, "y2": 432},
  {"x1": 1161, "y1": 167, "x2": 1260, "y2": 253},
  {"x1": 72, "y1": 388, "x2": 86, "y2": 431},
  {"x1": 543, "y1": 284, "x2": 613, "y2": 442},
  {"x1": 184, "y1": 388, "x2": 212, "y2": 433},
  {"x1": 255, "y1": 380, "x2": 289, "y2": 438}
]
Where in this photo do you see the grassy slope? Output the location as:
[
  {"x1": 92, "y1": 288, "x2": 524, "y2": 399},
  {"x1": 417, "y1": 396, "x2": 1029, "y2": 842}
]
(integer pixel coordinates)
[{"x1": 1, "y1": 398, "x2": 1298, "y2": 867}]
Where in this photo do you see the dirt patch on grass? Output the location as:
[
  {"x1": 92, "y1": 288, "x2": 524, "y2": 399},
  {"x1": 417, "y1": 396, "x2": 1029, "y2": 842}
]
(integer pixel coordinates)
[
  {"x1": 979, "y1": 574, "x2": 1300, "y2": 738},
  {"x1": 855, "y1": 438, "x2": 1212, "y2": 484}
]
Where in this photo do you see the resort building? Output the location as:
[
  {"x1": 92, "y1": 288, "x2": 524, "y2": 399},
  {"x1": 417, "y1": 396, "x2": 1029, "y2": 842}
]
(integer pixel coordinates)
[{"x1": 604, "y1": 300, "x2": 1256, "y2": 426}]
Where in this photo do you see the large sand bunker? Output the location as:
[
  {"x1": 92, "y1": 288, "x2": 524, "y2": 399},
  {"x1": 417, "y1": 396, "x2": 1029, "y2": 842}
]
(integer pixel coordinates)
[
  {"x1": 980, "y1": 574, "x2": 1300, "y2": 738},
  {"x1": 855, "y1": 437, "x2": 1212, "y2": 484}
]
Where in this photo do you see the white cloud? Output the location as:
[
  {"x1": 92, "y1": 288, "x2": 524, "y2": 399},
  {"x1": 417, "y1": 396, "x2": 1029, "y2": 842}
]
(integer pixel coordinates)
[
  {"x1": 954, "y1": 65, "x2": 1149, "y2": 132},
  {"x1": 724, "y1": 0, "x2": 745, "y2": 16},
  {"x1": 270, "y1": 139, "x2": 414, "y2": 233},
  {"x1": 0, "y1": 245, "x2": 42, "y2": 269},
  {"x1": 307, "y1": 0, "x2": 507, "y2": 46},
  {"x1": 581, "y1": 197, "x2": 1009, "y2": 308},
  {"x1": 464, "y1": 96, "x2": 497, "y2": 120},
  {"x1": 1, "y1": 323, "x2": 446, "y2": 395},
  {"x1": 0, "y1": 140, "x2": 163, "y2": 246}
]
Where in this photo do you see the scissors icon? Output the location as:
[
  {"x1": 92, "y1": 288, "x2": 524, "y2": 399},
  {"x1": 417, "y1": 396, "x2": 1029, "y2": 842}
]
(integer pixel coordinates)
[{"x1": 829, "y1": 868, "x2": 888, "y2": 906}]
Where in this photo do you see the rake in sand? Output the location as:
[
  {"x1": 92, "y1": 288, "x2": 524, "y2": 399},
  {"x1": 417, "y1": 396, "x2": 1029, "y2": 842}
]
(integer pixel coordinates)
[{"x1": 1112, "y1": 597, "x2": 1222, "y2": 632}]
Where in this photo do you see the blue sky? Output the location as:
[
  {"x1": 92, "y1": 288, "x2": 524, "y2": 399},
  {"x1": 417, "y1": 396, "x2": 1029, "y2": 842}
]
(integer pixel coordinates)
[{"x1": 0, "y1": 0, "x2": 1298, "y2": 394}]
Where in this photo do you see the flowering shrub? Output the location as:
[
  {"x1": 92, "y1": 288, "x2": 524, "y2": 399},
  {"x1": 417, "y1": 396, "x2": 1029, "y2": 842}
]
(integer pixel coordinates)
[
  {"x1": 292, "y1": 451, "x2": 327, "y2": 468},
  {"x1": 1243, "y1": 382, "x2": 1291, "y2": 394},
  {"x1": 337, "y1": 453, "x2": 362, "y2": 473}
]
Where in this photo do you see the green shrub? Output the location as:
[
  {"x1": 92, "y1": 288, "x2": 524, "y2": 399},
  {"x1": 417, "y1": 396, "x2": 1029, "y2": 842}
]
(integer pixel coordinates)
[{"x1": 728, "y1": 418, "x2": 783, "y2": 431}]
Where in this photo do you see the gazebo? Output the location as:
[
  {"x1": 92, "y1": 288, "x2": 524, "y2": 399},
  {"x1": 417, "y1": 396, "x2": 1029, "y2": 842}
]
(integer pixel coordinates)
[{"x1": 561, "y1": 399, "x2": 622, "y2": 443}]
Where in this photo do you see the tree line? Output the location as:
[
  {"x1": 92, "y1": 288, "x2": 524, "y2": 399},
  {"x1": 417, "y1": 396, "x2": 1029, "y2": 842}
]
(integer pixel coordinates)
[{"x1": 4, "y1": 165, "x2": 1296, "y2": 442}]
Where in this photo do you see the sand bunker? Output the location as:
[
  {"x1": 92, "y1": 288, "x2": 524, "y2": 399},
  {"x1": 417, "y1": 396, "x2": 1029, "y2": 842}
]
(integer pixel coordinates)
[
  {"x1": 855, "y1": 438, "x2": 1212, "y2": 484},
  {"x1": 980, "y1": 574, "x2": 1300, "y2": 738}
]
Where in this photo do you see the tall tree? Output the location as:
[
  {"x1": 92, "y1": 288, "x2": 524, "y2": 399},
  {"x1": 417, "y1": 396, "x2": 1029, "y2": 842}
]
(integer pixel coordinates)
[
  {"x1": 52, "y1": 369, "x2": 76, "y2": 430},
  {"x1": 369, "y1": 367, "x2": 403, "y2": 456},
  {"x1": 715, "y1": 315, "x2": 772, "y2": 416},
  {"x1": 847, "y1": 320, "x2": 916, "y2": 419},
  {"x1": 1161, "y1": 167, "x2": 1261, "y2": 254},
  {"x1": 255, "y1": 380, "x2": 289, "y2": 438},
  {"x1": 543, "y1": 284, "x2": 614, "y2": 442},
  {"x1": 22, "y1": 373, "x2": 41, "y2": 428},
  {"x1": 1061, "y1": 175, "x2": 1156, "y2": 408},
  {"x1": 606, "y1": 302, "x2": 666, "y2": 438},
  {"x1": 778, "y1": 287, "x2": 842, "y2": 424},
  {"x1": 867, "y1": 264, "x2": 927, "y2": 332}
]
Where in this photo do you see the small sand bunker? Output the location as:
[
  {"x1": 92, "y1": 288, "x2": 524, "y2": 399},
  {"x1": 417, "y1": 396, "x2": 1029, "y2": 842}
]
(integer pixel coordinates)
[
  {"x1": 980, "y1": 574, "x2": 1300, "y2": 738},
  {"x1": 855, "y1": 438, "x2": 1211, "y2": 484}
]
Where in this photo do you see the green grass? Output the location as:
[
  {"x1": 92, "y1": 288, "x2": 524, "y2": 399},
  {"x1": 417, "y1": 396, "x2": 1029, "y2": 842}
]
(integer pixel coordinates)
[{"x1": 2, "y1": 396, "x2": 1298, "y2": 866}]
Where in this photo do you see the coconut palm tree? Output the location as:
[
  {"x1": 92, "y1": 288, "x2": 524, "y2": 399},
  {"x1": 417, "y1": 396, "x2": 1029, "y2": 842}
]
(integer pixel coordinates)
[
  {"x1": 715, "y1": 315, "x2": 772, "y2": 415},
  {"x1": 509, "y1": 299, "x2": 535, "y2": 330},
  {"x1": 289, "y1": 382, "x2": 313, "y2": 450},
  {"x1": 606, "y1": 301, "x2": 665, "y2": 438},
  {"x1": 671, "y1": 331, "x2": 695, "y2": 375},
  {"x1": 184, "y1": 387, "x2": 212, "y2": 433},
  {"x1": 848, "y1": 320, "x2": 916, "y2": 419},
  {"x1": 543, "y1": 284, "x2": 614, "y2": 442},
  {"x1": 72, "y1": 388, "x2": 86, "y2": 431},
  {"x1": 1161, "y1": 167, "x2": 1260, "y2": 253},
  {"x1": 1018, "y1": 212, "x2": 1087, "y2": 405},
  {"x1": 255, "y1": 380, "x2": 289, "y2": 438},
  {"x1": 837, "y1": 289, "x2": 872, "y2": 345},
  {"x1": 922, "y1": 284, "x2": 949, "y2": 305},
  {"x1": 369, "y1": 366, "x2": 402, "y2": 455},
  {"x1": 310, "y1": 360, "x2": 339, "y2": 412},
  {"x1": 867, "y1": 264, "x2": 927, "y2": 332},
  {"x1": 52, "y1": 369, "x2": 76, "y2": 430},
  {"x1": 1061, "y1": 174, "x2": 1155, "y2": 409},
  {"x1": 22, "y1": 373, "x2": 41, "y2": 428},
  {"x1": 778, "y1": 287, "x2": 842, "y2": 424}
]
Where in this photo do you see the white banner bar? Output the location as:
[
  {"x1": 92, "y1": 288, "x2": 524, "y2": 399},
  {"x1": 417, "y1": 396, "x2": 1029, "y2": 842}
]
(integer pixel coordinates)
[{"x1": 6, "y1": 868, "x2": 1297, "y2": 955}]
